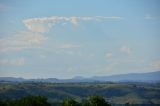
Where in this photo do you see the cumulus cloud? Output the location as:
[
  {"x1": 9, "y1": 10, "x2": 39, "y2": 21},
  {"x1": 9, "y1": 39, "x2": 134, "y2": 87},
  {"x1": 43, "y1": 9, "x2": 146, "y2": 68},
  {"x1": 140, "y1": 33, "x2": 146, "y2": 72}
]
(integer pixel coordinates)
[
  {"x1": 120, "y1": 45, "x2": 132, "y2": 54},
  {"x1": 0, "y1": 32, "x2": 47, "y2": 52},
  {"x1": 23, "y1": 16, "x2": 122, "y2": 33},
  {"x1": 0, "y1": 58, "x2": 25, "y2": 65}
]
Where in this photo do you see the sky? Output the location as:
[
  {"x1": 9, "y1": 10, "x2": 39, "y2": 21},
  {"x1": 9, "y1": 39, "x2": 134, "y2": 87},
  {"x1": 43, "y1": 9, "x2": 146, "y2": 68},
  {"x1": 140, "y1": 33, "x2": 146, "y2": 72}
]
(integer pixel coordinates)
[{"x1": 0, "y1": 0, "x2": 160, "y2": 79}]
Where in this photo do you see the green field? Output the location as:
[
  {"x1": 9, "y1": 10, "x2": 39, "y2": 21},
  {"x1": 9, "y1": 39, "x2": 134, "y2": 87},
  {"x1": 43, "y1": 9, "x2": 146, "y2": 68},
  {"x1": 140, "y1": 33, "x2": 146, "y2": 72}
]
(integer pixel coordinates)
[{"x1": 0, "y1": 82, "x2": 160, "y2": 106}]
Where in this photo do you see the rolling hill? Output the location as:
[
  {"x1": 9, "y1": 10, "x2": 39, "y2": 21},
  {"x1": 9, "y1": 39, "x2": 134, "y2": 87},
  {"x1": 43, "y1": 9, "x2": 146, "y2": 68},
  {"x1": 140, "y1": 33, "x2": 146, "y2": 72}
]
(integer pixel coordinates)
[{"x1": 0, "y1": 82, "x2": 160, "y2": 105}]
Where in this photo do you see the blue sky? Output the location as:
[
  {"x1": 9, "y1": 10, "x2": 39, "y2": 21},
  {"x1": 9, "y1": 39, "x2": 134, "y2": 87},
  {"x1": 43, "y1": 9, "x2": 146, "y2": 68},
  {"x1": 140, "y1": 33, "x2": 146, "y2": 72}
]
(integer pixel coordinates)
[{"x1": 0, "y1": 0, "x2": 160, "y2": 79}]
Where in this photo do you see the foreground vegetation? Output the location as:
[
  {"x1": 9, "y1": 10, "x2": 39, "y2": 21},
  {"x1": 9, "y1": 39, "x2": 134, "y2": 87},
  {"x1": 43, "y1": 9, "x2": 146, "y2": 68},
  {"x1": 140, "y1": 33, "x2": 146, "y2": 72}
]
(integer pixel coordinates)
[
  {"x1": 0, "y1": 96, "x2": 50, "y2": 106},
  {"x1": 0, "y1": 95, "x2": 111, "y2": 106},
  {"x1": 0, "y1": 82, "x2": 160, "y2": 105}
]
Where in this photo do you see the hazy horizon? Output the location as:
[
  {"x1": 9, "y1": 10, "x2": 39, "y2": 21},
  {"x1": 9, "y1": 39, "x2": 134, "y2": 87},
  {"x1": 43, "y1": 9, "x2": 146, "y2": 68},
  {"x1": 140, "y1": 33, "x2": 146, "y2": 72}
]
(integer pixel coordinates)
[
  {"x1": 0, "y1": 0, "x2": 160, "y2": 79},
  {"x1": 1, "y1": 70, "x2": 160, "y2": 80}
]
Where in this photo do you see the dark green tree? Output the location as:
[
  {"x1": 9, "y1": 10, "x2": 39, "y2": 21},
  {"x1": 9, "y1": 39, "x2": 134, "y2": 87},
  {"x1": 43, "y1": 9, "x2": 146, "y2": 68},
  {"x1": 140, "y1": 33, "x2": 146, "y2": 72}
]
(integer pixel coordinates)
[
  {"x1": 0, "y1": 100, "x2": 7, "y2": 106},
  {"x1": 125, "y1": 102, "x2": 132, "y2": 106},
  {"x1": 83, "y1": 95, "x2": 111, "y2": 106},
  {"x1": 12, "y1": 96, "x2": 50, "y2": 106}
]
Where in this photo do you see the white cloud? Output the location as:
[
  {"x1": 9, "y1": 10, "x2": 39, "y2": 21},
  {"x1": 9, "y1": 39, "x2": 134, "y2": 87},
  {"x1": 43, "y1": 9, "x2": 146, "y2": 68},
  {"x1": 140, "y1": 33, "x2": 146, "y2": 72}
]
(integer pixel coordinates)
[
  {"x1": 0, "y1": 58, "x2": 25, "y2": 65},
  {"x1": 0, "y1": 32, "x2": 47, "y2": 52},
  {"x1": 120, "y1": 45, "x2": 132, "y2": 54},
  {"x1": 57, "y1": 44, "x2": 80, "y2": 49},
  {"x1": 23, "y1": 16, "x2": 122, "y2": 33},
  {"x1": 70, "y1": 16, "x2": 79, "y2": 26},
  {"x1": 23, "y1": 19, "x2": 49, "y2": 33},
  {"x1": 145, "y1": 14, "x2": 160, "y2": 20},
  {"x1": 105, "y1": 53, "x2": 113, "y2": 59}
]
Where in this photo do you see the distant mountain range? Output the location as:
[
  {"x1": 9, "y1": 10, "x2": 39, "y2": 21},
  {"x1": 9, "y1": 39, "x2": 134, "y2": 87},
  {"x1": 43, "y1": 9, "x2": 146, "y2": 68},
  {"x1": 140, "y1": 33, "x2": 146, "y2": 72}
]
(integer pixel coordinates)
[
  {"x1": 90, "y1": 71, "x2": 160, "y2": 82},
  {"x1": 0, "y1": 71, "x2": 160, "y2": 83}
]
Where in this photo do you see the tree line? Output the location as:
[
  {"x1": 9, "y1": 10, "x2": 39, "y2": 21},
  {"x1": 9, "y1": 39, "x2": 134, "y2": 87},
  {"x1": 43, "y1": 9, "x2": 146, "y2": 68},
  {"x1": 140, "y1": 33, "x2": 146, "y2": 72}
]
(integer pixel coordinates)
[{"x1": 0, "y1": 95, "x2": 112, "y2": 106}]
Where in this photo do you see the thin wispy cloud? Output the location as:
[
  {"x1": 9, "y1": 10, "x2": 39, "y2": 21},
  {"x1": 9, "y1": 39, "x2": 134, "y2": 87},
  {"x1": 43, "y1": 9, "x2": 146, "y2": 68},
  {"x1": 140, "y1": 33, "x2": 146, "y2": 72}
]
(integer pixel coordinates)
[
  {"x1": 150, "y1": 60, "x2": 160, "y2": 70},
  {"x1": 127, "y1": 60, "x2": 160, "y2": 72},
  {"x1": 120, "y1": 45, "x2": 132, "y2": 55},
  {"x1": 57, "y1": 44, "x2": 80, "y2": 49},
  {"x1": 105, "y1": 53, "x2": 113, "y2": 59},
  {"x1": 145, "y1": 14, "x2": 160, "y2": 20},
  {"x1": 0, "y1": 58, "x2": 25, "y2": 65},
  {"x1": 0, "y1": 32, "x2": 47, "y2": 52},
  {"x1": 104, "y1": 58, "x2": 143, "y2": 73},
  {"x1": 23, "y1": 16, "x2": 122, "y2": 33}
]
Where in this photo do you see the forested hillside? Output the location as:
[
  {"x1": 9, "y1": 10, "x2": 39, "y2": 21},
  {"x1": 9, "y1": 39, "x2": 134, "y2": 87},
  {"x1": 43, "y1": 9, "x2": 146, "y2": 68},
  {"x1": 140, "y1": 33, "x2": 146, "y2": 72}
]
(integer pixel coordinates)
[{"x1": 0, "y1": 82, "x2": 159, "y2": 106}]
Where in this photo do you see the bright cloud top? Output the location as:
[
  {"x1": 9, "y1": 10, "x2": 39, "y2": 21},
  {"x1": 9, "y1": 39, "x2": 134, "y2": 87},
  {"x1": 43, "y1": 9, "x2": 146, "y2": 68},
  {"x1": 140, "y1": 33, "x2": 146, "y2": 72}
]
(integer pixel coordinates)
[{"x1": 23, "y1": 16, "x2": 122, "y2": 33}]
